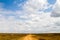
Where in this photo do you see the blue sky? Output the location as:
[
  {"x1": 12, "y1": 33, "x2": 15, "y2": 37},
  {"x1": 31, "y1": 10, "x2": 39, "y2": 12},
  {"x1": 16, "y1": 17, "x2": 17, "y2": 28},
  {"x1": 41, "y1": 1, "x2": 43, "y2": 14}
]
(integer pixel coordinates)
[
  {"x1": 0, "y1": 0, "x2": 56, "y2": 11},
  {"x1": 0, "y1": 0, "x2": 27, "y2": 10},
  {"x1": 47, "y1": 0, "x2": 56, "y2": 4}
]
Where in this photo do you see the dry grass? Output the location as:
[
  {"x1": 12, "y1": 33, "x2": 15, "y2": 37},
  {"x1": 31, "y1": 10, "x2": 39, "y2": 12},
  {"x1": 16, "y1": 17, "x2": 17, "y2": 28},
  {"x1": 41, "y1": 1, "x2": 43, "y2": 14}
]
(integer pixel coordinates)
[{"x1": 0, "y1": 33, "x2": 60, "y2": 40}]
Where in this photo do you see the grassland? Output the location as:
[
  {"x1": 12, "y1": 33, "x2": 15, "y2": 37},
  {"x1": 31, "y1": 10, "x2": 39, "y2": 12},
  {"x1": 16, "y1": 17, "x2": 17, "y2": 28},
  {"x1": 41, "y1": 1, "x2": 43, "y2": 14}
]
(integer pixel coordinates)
[{"x1": 0, "y1": 33, "x2": 60, "y2": 40}]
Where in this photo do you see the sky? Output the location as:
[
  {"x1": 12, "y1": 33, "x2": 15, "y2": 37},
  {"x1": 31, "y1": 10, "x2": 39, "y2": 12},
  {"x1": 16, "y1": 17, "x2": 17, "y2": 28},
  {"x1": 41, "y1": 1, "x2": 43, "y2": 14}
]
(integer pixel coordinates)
[{"x1": 0, "y1": 0, "x2": 60, "y2": 33}]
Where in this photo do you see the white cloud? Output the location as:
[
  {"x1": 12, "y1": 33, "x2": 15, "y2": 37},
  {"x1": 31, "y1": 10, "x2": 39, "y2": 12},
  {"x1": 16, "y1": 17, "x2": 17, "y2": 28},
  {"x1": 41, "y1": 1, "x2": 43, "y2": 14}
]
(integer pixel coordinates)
[
  {"x1": 51, "y1": 0, "x2": 60, "y2": 17},
  {"x1": 22, "y1": 0, "x2": 49, "y2": 13},
  {"x1": 0, "y1": 0, "x2": 60, "y2": 33}
]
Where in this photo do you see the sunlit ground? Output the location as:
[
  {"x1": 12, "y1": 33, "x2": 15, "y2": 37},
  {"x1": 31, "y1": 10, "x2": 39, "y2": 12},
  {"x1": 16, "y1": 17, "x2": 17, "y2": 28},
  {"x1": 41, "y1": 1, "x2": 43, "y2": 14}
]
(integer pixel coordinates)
[{"x1": 0, "y1": 33, "x2": 60, "y2": 40}]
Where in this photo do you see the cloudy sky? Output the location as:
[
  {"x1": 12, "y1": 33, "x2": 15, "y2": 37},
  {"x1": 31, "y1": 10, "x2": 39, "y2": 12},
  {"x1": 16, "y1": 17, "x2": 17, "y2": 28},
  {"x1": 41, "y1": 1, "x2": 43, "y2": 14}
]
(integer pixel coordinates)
[{"x1": 0, "y1": 0, "x2": 60, "y2": 33}]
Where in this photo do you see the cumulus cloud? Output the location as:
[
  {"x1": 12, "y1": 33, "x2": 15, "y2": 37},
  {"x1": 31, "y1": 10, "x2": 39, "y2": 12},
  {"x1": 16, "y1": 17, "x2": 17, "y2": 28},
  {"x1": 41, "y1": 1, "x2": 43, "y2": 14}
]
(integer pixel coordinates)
[
  {"x1": 51, "y1": 5, "x2": 60, "y2": 17},
  {"x1": 0, "y1": 0, "x2": 60, "y2": 33},
  {"x1": 51, "y1": 0, "x2": 60, "y2": 17},
  {"x1": 51, "y1": 11, "x2": 60, "y2": 17},
  {"x1": 22, "y1": 0, "x2": 52, "y2": 13},
  {"x1": 48, "y1": 0, "x2": 60, "y2": 33}
]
